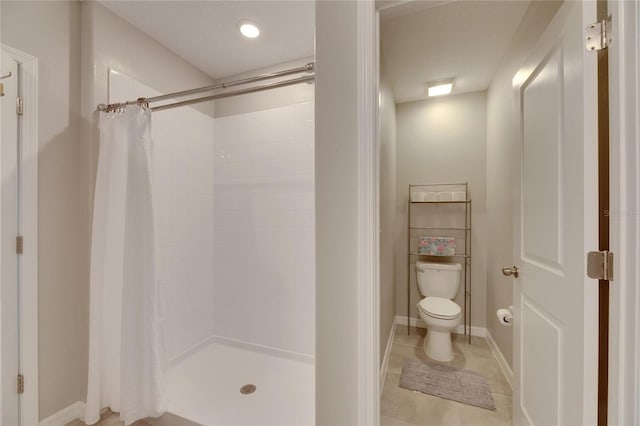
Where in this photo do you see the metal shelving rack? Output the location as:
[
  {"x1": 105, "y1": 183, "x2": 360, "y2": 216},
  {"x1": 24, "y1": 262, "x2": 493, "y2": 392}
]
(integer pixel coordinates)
[{"x1": 407, "y1": 183, "x2": 472, "y2": 343}]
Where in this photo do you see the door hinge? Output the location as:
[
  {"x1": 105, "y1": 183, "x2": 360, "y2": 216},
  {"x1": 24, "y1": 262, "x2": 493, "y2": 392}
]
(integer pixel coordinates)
[
  {"x1": 16, "y1": 96, "x2": 23, "y2": 115},
  {"x1": 17, "y1": 374, "x2": 24, "y2": 394},
  {"x1": 586, "y1": 16, "x2": 612, "y2": 51},
  {"x1": 587, "y1": 250, "x2": 614, "y2": 281},
  {"x1": 16, "y1": 236, "x2": 23, "y2": 255}
]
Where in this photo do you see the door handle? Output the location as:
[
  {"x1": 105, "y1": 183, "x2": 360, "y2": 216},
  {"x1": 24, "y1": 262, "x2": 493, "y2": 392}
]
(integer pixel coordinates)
[{"x1": 502, "y1": 265, "x2": 519, "y2": 278}]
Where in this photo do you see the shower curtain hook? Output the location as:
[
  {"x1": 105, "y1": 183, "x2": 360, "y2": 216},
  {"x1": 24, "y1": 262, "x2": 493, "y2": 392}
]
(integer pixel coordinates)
[{"x1": 137, "y1": 98, "x2": 149, "y2": 110}]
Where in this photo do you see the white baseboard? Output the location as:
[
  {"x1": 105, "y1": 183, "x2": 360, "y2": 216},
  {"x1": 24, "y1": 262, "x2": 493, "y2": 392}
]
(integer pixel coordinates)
[
  {"x1": 394, "y1": 315, "x2": 486, "y2": 337},
  {"x1": 484, "y1": 328, "x2": 513, "y2": 389},
  {"x1": 379, "y1": 319, "x2": 397, "y2": 391},
  {"x1": 40, "y1": 401, "x2": 86, "y2": 426}
]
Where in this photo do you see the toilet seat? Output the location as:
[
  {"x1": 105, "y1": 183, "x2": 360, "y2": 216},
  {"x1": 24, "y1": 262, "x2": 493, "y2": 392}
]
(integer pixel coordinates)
[{"x1": 418, "y1": 297, "x2": 461, "y2": 320}]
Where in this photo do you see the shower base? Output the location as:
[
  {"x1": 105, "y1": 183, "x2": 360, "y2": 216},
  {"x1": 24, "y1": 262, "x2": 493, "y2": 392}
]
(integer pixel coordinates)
[{"x1": 161, "y1": 340, "x2": 315, "y2": 425}]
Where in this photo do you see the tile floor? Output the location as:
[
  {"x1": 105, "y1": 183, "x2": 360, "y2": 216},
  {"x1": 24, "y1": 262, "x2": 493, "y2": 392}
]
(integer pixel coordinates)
[{"x1": 381, "y1": 325, "x2": 512, "y2": 426}]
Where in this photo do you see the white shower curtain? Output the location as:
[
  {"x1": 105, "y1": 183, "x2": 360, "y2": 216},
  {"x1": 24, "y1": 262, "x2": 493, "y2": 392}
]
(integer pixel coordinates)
[{"x1": 85, "y1": 106, "x2": 165, "y2": 425}]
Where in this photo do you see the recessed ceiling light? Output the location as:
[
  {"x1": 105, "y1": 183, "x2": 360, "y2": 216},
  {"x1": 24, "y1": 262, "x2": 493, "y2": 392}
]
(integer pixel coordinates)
[
  {"x1": 426, "y1": 79, "x2": 454, "y2": 97},
  {"x1": 239, "y1": 21, "x2": 260, "y2": 39}
]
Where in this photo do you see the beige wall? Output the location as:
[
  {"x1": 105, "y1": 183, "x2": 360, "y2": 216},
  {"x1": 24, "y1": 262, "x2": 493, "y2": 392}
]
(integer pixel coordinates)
[
  {"x1": 395, "y1": 91, "x2": 487, "y2": 327},
  {"x1": 315, "y1": 1, "x2": 359, "y2": 424},
  {"x1": 379, "y1": 65, "x2": 397, "y2": 360},
  {"x1": 485, "y1": 0, "x2": 561, "y2": 368},
  {"x1": 1, "y1": 1, "x2": 86, "y2": 419}
]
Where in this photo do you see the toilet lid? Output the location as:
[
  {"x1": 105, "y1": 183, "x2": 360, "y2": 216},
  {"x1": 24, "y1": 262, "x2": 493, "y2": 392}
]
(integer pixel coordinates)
[{"x1": 418, "y1": 297, "x2": 461, "y2": 319}]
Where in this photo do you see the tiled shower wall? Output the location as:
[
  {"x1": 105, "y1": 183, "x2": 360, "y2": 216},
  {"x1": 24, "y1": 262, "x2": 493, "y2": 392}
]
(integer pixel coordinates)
[
  {"x1": 213, "y1": 101, "x2": 315, "y2": 356},
  {"x1": 153, "y1": 106, "x2": 215, "y2": 362},
  {"x1": 111, "y1": 71, "x2": 314, "y2": 359},
  {"x1": 109, "y1": 71, "x2": 216, "y2": 362}
]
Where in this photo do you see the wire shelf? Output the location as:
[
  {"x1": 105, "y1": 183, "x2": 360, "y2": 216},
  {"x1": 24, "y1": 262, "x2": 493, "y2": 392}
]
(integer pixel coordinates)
[
  {"x1": 407, "y1": 182, "x2": 472, "y2": 343},
  {"x1": 409, "y1": 252, "x2": 470, "y2": 258}
]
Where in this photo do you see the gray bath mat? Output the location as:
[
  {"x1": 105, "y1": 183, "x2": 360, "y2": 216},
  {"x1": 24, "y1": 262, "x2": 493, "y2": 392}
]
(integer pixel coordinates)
[{"x1": 399, "y1": 358, "x2": 496, "y2": 411}]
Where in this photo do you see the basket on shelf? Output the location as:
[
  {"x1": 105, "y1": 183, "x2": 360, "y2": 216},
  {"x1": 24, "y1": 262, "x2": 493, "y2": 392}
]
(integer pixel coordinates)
[{"x1": 418, "y1": 236, "x2": 456, "y2": 256}]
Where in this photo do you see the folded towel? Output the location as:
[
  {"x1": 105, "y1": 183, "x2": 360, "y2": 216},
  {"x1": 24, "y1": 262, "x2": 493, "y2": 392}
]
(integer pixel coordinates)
[
  {"x1": 419, "y1": 237, "x2": 456, "y2": 256},
  {"x1": 425, "y1": 192, "x2": 439, "y2": 201},
  {"x1": 452, "y1": 191, "x2": 466, "y2": 201},
  {"x1": 437, "y1": 192, "x2": 453, "y2": 201}
]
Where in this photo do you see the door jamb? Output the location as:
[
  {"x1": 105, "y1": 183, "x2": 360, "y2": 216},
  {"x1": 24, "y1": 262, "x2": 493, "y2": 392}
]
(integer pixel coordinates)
[
  {"x1": 356, "y1": 0, "x2": 380, "y2": 424},
  {"x1": 1, "y1": 43, "x2": 39, "y2": 426},
  {"x1": 596, "y1": 0, "x2": 611, "y2": 424},
  {"x1": 606, "y1": 1, "x2": 640, "y2": 424}
]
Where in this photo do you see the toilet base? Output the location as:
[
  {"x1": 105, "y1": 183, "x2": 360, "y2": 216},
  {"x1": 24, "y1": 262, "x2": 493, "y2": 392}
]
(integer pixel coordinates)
[{"x1": 424, "y1": 329, "x2": 454, "y2": 362}]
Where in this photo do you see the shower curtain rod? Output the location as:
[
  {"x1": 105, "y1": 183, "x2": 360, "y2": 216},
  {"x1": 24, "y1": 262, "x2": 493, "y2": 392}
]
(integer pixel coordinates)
[
  {"x1": 151, "y1": 75, "x2": 314, "y2": 112},
  {"x1": 97, "y1": 61, "x2": 315, "y2": 113}
]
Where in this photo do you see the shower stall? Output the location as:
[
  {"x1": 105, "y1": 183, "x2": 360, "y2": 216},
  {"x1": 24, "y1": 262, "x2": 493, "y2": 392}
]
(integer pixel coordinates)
[{"x1": 87, "y1": 60, "x2": 315, "y2": 425}]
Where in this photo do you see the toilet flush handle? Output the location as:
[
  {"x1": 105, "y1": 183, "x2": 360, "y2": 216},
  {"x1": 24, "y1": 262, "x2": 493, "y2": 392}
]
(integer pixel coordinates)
[{"x1": 502, "y1": 265, "x2": 519, "y2": 278}]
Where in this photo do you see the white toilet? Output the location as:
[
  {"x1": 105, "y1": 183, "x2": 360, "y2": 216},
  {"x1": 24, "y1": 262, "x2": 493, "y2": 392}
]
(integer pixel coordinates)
[{"x1": 416, "y1": 261, "x2": 462, "y2": 362}]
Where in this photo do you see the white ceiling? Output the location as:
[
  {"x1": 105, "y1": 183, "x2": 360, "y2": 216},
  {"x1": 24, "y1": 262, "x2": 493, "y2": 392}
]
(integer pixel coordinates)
[
  {"x1": 98, "y1": 0, "x2": 315, "y2": 79},
  {"x1": 380, "y1": 1, "x2": 530, "y2": 103}
]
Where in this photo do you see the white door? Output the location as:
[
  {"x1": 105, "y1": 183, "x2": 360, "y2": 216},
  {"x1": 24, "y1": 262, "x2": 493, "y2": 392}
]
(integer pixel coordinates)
[
  {"x1": 512, "y1": 1, "x2": 599, "y2": 425},
  {"x1": 1, "y1": 52, "x2": 20, "y2": 426}
]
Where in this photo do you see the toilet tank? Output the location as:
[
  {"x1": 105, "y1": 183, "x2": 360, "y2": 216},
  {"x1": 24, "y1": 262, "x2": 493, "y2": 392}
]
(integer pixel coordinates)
[{"x1": 416, "y1": 261, "x2": 462, "y2": 299}]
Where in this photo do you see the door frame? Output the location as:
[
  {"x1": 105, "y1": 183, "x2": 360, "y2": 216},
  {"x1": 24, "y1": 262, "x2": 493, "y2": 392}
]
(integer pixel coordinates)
[
  {"x1": 361, "y1": 0, "x2": 640, "y2": 424},
  {"x1": 356, "y1": 0, "x2": 380, "y2": 424},
  {"x1": 606, "y1": 0, "x2": 640, "y2": 424},
  {"x1": 1, "y1": 43, "x2": 39, "y2": 426}
]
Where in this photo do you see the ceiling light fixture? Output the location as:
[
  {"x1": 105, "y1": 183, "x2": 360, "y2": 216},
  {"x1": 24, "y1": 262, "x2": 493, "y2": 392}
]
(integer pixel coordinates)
[
  {"x1": 426, "y1": 79, "x2": 454, "y2": 97},
  {"x1": 239, "y1": 21, "x2": 260, "y2": 39}
]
